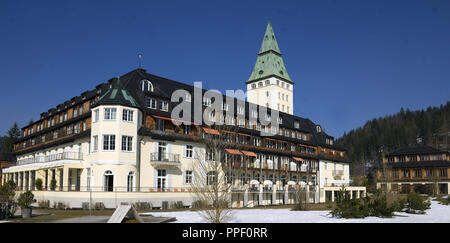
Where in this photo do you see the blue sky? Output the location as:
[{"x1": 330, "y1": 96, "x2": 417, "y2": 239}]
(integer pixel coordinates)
[{"x1": 1, "y1": 0, "x2": 449, "y2": 138}]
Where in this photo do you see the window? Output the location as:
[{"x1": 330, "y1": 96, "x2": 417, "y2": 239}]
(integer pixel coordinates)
[
  {"x1": 185, "y1": 171, "x2": 193, "y2": 184},
  {"x1": 159, "y1": 101, "x2": 169, "y2": 111},
  {"x1": 157, "y1": 169, "x2": 167, "y2": 189},
  {"x1": 202, "y1": 97, "x2": 211, "y2": 107},
  {"x1": 286, "y1": 95, "x2": 289, "y2": 102},
  {"x1": 94, "y1": 110, "x2": 99, "y2": 122},
  {"x1": 237, "y1": 106, "x2": 244, "y2": 115},
  {"x1": 184, "y1": 125, "x2": 191, "y2": 135},
  {"x1": 258, "y1": 82, "x2": 263, "y2": 87},
  {"x1": 141, "y1": 80, "x2": 153, "y2": 92},
  {"x1": 103, "y1": 135, "x2": 115, "y2": 151},
  {"x1": 265, "y1": 80, "x2": 270, "y2": 86},
  {"x1": 121, "y1": 136, "x2": 133, "y2": 152},
  {"x1": 251, "y1": 110, "x2": 258, "y2": 118},
  {"x1": 251, "y1": 84, "x2": 256, "y2": 89},
  {"x1": 122, "y1": 109, "x2": 134, "y2": 122},
  {"x1": 104, "y1": 108, "x2": 117, "y2": 120},
  {"x1": 440, "y1": 168, "x2": 448, "y2": 177},
  {"x1": 207, "y1": 172, "x2": 216, "y2": 186},
  {"x1": 294, "y1": 121, "x2": 300, "y2": 129},
  {"x1": 185, "y1": 145, "x2": 193, "y2": 158},
  {"x1": 185, "y1": 92, "x2": 192, "y2": 102},
  {"x1": 127, "y1": 172, "x2": 135, "y2": 192},
  {"x1": 222, "y1": 103, "x2": 229, "y2": 111},
  {"x1": 93, "y1": 136, "x2": 98, "y2": 152}
]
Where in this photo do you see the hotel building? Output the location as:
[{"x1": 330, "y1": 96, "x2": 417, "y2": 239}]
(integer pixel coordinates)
[
  {"x1": 2, "y1": 21, "x2": 365, "y2": 209},
  {"x1": 377, "y1": 145, "x2": 450, "y2": 195}
]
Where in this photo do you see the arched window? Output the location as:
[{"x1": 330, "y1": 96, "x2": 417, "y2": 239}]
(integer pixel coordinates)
[
  {"x1": 127, "y1": 171, "x2": 135, "y2": 192},
  {"x1": 103, "y1": 170, "x2": 114, "y2": 192},
  {"x1": 140, "y1": 80, "x2": 153, "y2": 92}
]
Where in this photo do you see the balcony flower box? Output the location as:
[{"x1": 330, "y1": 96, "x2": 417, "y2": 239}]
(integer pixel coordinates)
[
  {"x1": 149, "y1": 188, "x2": 154, "y2": 192},
  {"x1": 265, "y1": 164, "x2": 268, "y2": 169},
  {"x1": 157, "y1": 188, "x2": 162, "y2": 192},
  {"x1": 181, "y1": 188, "x2": 185, "y2": 192}
]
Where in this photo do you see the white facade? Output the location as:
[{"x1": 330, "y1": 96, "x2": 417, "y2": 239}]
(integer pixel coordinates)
[{"x1": 247, "y1": 77, "x2": 294, "y2": 114}]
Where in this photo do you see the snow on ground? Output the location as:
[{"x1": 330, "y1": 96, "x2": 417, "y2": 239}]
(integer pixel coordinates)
[{"x1": 145, "y1": 200, "x2": 450, "y2": 223}]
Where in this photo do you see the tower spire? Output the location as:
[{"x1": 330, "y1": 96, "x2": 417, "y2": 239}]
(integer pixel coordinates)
[{"x1": 247, "y1": 20, "x2": 293, "y2": 84}]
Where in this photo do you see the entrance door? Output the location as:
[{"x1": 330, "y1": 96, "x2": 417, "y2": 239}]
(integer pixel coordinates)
[{"x1": 104, "y1": 170, "x2": 114, "y2": 192}]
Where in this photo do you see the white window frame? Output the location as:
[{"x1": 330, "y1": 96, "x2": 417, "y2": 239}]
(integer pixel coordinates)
[
  {"x1": 121, "y1": 135, "x2": 133, "y2": 152},
  {"x1": 103, "y1": 134, "x2": 116, "y2": 151},
  {"x1": 104, "y1": 108, "x2": 117, "y2": 121},
  {"x1": 122, "y1": 109, "x2": 134, "y2": 122}
]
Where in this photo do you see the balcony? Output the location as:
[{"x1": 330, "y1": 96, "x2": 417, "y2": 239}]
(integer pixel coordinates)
[
  {"x1": 150, "y1": 152, "x2": 181, "y2": 166},
  {"x1": 17, "y1": 152, "x2": 83, "y2": 165}
]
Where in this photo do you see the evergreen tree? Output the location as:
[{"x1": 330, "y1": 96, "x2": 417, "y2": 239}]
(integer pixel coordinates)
[{"x1": 2, "y1": 122, "x2": 20, "y2": 153}]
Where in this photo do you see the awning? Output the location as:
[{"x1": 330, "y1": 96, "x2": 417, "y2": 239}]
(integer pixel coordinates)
[
  {"x1": 225, "y1": 149, "x2": 242, "y2": 155},
  {"x1": 250, "y1": 180, "x2": 260, "y2": 185},
  {"x1": 287, "y1": 181, "x2": 297, "y2": 186},
  {"x1": 263, "y1": 180, "x2": 273, "y2": 185},
  {"x1": 241, "y1": 150, "x2": 257, "y2": 157},
  {"x1": 203, "y1": 127, "x2": 220, "y2": 135},
  {"x1": 293, "y1": 157, "x2": 304, "y2": 162}
]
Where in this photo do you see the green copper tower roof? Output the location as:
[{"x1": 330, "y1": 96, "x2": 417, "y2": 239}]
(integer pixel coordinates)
[
  {"x1": 92, "y1": 77, "x2": 140, "y2": 109},
  {"x1": 247, "y1": 20, "x2": 293, "y2": 84}
]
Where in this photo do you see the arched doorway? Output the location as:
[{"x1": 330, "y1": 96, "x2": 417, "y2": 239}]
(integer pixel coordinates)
[
  {"x1": 127, "y1": 171, "x2": 135, "y2": 192},
  {"x1": 104, "y1": 170, "x2": 114, "y2": 192}
]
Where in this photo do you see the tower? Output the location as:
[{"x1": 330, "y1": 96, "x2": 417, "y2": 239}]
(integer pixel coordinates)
[{"x1": 246, "y1": 20, "x2": 294, "y2": 114}]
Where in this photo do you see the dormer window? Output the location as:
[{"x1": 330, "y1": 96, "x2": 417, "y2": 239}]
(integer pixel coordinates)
[
  {"x1": 141, "y1": 80, "x2": 153, "y2": 92},
  {"x1": 316, "y1": 125, "x2": 322, "y2": 133},
  {"x1": 185, "y1": 93, "x2": 192, "y2": 102}
]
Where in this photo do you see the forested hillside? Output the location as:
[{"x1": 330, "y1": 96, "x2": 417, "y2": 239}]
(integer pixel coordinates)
[{"x1": 336, "y1": 101, "x2": 450, "y2": 177}]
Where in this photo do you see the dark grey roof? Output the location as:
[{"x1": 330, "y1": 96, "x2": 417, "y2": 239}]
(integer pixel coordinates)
[
  {"x1": 91, "y1": 76, "x2": 140, "y2": 110},
  {"x1": 387, "y1": 146, "x2": 446, "y2": 156},
  {"x1": 388, "y1": 160, "x2": 450, "y2": 168}
]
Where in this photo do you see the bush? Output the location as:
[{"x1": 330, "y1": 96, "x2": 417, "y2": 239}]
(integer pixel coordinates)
[
  {"x1": 17, "y1": 191, "x2": 36, "y2": 209},
  {"x1": 94, "y1": 202, "x2": 105, "y2": 210},
  {"x1": 53, "y1": 201, "x2": 68, "y2": 210},
  {"x1": 50, "y1": 179, "x2": 57, "y2": 191},
  {"x1": 38, "y1": 200, "x2": 50, "y2": 209},
  {"x1": 191, "y1": 200, "x2": 208, "y2": 209},
  {"x1": 368, "y1": 192, "x2": 395, "y2": 218},
  {"x1": 35, "y1": 179, "x2": 43, "y2": 191},
  {"x1": 292, "y1": 187, "x2": 308, "y2": 211},
  {"x1": 133, "y1": 201, "x2": 152, "y2": 210},
  {"x1": 330, "y1": 189, "x2": 401, "y2": 219},
  {"x1": 170, "y1": 201, "x2": 184, "y2": 209},
  {"x1": 405, "y1": 192, "x2": 431, "y2": 214}
]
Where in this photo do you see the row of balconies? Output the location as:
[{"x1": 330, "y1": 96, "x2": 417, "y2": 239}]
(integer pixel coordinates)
[
  {"x1": 149, "y1": 152, "x2": 318, "y2": 173},
  {"x1": 17, "y1": 152, "x2": 84, "y2": 165}
]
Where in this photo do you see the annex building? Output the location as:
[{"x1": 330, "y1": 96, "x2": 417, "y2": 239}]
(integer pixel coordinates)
[
  {"x1": 2, "y1": 21, "x2": 365, "y2": 209},
  {"x1": 377, "y1": 145, "x2": 450, "y2": 195}
]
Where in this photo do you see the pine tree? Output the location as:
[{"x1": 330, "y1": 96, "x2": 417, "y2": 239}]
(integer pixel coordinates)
[{"x1": 2, "y1": 122, "x2": 20, "y2": 153}]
